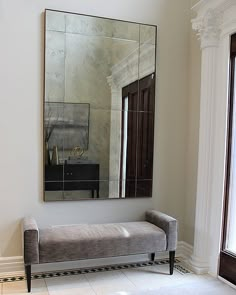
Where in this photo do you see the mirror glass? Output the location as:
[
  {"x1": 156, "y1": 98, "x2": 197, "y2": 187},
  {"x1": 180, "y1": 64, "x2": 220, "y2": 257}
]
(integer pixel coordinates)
[{"x1": 44, "y1": 10, "x2": 157, "y2": 201}]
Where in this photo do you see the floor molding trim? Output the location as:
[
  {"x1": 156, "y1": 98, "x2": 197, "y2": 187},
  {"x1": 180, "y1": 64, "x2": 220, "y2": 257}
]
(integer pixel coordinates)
[
  {"x1": 184, "y1": 256, "x2": 210, "y2": 275},
  {"x1": 0, "y1": 258, "x2": 193, "y2": 283}
]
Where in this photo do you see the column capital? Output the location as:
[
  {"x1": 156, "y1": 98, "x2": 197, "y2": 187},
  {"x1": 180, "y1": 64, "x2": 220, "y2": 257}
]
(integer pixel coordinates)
[{"x1": 192, "y1": 9, "x2": 223, "y2": 49}]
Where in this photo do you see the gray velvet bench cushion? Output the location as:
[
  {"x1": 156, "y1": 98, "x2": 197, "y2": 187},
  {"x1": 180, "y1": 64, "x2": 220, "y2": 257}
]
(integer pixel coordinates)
[
  {"x1": 39, "y1": 221, "x2": 166, "y2": 263},
  {"x1": 23, "y1": 210, "x2": 178, "y2": 292}
]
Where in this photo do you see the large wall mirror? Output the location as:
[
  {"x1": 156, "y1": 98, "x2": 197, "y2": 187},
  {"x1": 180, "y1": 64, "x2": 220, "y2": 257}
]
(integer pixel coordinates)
[{"x1": 44, "y1": 9, "x2": 157, "y2": 201}]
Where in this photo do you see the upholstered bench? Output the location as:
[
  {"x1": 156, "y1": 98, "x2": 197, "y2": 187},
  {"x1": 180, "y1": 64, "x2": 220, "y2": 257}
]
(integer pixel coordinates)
[{"x1": 23, "y1": 210, "x2": 178, "y2": 293}]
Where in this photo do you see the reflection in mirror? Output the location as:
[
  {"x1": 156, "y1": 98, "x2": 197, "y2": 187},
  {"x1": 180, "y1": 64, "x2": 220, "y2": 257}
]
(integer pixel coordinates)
[{"x1": 44, "y1": 9, "x2": 157, "y2": 201}]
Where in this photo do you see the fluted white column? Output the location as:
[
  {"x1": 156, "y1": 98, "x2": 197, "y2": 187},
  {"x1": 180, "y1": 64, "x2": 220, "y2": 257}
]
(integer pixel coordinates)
[{"x1": 189, "y1": 9, "x2": 223, "y2": 274}]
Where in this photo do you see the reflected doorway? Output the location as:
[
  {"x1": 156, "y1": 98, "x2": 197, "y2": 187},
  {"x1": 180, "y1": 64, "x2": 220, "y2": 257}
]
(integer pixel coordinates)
[{"x1": 120, "y1": 73, "x2": 155, "y2": 198}]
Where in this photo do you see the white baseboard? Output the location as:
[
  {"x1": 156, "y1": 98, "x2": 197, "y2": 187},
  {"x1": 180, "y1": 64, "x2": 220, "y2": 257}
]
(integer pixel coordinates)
[
  {"x1": 0, "y1": 256, "x2": 24, "y2": 277},
  {"x1": 149, "y1": 241, "x2": 193, "y2": 261},
  {"x1": 177, "y1": 241, "x2": 193, "y2": 261},
  {"x1": 0, "y1": 241, "x2": 193, "y2": 277}
]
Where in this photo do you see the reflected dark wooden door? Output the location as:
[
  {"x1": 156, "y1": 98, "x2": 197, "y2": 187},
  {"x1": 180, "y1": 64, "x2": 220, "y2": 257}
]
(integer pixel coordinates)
[
  {"x1": 120, "y1": 73, "x2": 155, "y2": 198},
  {"x1": 136, "y1": 75, "x2": 155, "y2": 197}
]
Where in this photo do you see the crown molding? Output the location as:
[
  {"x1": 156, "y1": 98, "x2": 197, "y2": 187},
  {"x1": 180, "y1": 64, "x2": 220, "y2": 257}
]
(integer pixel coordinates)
[{"x1": 107, "y1": 43, "x2": 155, "y2": 89}]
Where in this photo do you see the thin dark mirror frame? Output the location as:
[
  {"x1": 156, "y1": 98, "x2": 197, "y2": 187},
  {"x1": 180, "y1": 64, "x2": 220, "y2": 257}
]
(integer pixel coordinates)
[{"x1": 43, "y1": 9, "x2": 157, "y2": 201}]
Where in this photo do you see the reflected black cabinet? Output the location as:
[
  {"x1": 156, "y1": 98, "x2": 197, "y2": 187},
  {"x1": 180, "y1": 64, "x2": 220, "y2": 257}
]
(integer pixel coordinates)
[{"x1": 45, "y1": 164, "x2": 100, "y2": 198}]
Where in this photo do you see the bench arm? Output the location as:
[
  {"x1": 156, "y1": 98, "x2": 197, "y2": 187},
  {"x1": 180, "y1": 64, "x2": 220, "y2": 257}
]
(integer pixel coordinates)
[
  {"x1": 145, "y1": 210, "x2": 178, "y2": 251},
  {"x1": 23, "y1": 217, "x2": 39, "y2": 265}
]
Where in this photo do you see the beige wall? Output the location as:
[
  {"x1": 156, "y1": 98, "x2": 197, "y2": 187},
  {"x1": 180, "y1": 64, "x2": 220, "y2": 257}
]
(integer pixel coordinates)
[
  {"x1": 184, "y1": 6, "x2": 201, "y2": 245},
  {"x1": 191, "y1": 0, "x2": 199, "y2": 7},
  {"x1": 152, "y1": 0, "x2": 193, "y2": 242},
  {"x1": 0, "y1": 0, "x2": 200, "y2": 257}
]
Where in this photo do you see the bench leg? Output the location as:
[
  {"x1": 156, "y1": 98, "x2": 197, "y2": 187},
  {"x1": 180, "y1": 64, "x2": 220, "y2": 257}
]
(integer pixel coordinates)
[
  {"x1": 150, "y1": 253, "x2": 155, "y2": 261},
  {"x1": 25, "y1": 265, "x2": 31, "y2": 293},
  {"x1": 169, "y1": 251, "x2": 175, "y2": 275}
]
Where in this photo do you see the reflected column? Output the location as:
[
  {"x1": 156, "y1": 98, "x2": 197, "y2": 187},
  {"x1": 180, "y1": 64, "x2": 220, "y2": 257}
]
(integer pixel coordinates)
[{"x1": 107, "y1": 76, "x2": 122, "y2": 198}]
